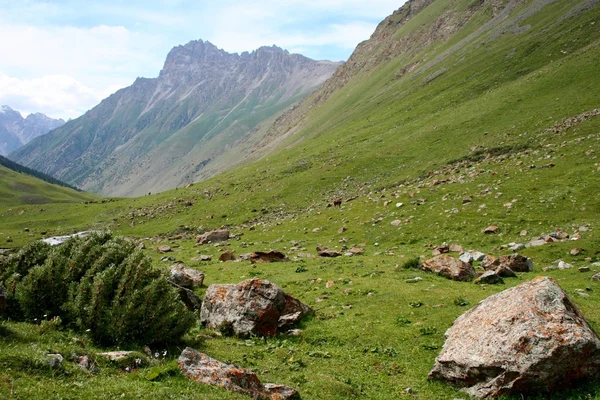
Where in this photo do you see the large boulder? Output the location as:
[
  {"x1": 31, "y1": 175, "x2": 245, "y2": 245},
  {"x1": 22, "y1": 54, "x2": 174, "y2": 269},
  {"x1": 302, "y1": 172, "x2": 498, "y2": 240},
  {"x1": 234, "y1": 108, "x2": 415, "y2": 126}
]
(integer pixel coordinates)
[
  {"x1": 482, "y1": 254, "x2": 533, "y2": 273},
  {"x1": 178, "y1": 347, "x2": 300, "y2": 399},
  {"x1": 421, "y1": 255, "x2": 477, "y2": 281},
  {"x1": 200, "y1": 278, "x2": 312, "y2": 337},
  {"x1": 429, "y1": 276, "x2": 600, "y2": 398},
  {"x1": 0, "y1": 285, "x2": 6, "y2": 312},
  {"x1": 169, "y1": 263, "x2": 204, "y2": 289},
  {"x1": 197, "y1": 229, "x2": 230, "y2": 245}
]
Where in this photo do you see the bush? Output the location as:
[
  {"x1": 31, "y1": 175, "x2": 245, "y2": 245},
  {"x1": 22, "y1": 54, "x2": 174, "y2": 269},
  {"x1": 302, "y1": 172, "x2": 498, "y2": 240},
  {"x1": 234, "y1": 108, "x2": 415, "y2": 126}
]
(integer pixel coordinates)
[
  {"x1": 1, "y1": 232, "x2": 195, "y2": 345},
  {"x1": 401, "y1": 256, "x2": 421, "y2": 269}
]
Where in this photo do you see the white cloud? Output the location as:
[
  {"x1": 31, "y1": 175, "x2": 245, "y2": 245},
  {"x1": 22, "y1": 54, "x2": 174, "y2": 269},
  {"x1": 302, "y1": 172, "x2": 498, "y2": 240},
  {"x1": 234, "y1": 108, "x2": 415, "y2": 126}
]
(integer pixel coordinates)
[{"x1": 0, "y1": 72, "x2": 121, "y2": 120}]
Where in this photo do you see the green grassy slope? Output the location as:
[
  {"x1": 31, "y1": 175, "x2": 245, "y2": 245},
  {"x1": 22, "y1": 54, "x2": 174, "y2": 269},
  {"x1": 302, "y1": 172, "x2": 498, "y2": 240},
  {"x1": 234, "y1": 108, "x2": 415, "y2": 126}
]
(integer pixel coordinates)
[
  {"x1": 2, "y1": 0, "x2": 600, "y2": 399},
  {"x1": 0, "y1": 165, "x2": 97, "y2": 209}
]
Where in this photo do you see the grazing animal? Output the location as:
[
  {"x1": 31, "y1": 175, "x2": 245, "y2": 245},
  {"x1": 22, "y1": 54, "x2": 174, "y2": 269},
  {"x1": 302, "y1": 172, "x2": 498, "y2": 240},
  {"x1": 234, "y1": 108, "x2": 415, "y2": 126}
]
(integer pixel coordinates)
[{"x1": 333, "y1": 198, "x2": 342, "y2": 207}]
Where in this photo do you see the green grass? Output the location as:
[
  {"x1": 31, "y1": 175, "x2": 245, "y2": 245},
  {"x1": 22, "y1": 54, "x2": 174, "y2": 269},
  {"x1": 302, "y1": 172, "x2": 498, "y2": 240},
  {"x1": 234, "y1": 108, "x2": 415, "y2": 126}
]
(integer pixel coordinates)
[{"x1": 2, "y1": 0, "x2": 600, "y2": 398}]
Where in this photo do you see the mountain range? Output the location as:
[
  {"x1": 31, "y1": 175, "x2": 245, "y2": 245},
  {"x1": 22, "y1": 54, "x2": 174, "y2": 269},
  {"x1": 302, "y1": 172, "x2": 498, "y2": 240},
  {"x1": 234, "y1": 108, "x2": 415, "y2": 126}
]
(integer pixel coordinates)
[
  {"x1": 0, "y1": 106, "x2": 64, "y2": 156},
  {"x1": 10, "y1": 41, "x2": 340, "y2": 196}
]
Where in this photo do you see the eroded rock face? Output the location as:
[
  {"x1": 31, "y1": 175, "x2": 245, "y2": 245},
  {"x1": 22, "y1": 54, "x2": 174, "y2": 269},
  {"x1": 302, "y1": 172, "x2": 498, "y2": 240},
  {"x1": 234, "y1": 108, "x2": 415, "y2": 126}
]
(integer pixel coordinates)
[
  {"x1": 178, "y1": 347, "x2": 300, "y2": 399},
  {"x1": 421, "y1": 255, "x2": 477, "y2": 281},
  {"x1": 200, "y1": 278, "x2": 312, "y2": 337},
  {"x1": 197, "y1": 229, "x2": 230, "y2": 244},
  {"x1": 429, "y1": 276, "x2": 600, "y2": 398},
  {"x1": 169, "y1": 263, "x2": 204, "y2": 289}
]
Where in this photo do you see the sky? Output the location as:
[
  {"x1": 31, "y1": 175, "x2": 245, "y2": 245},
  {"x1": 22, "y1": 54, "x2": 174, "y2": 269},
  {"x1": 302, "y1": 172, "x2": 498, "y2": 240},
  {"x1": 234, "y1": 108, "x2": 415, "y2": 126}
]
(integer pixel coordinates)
[{"x1": 0, "y1": 0, "x2": 404, "y2": 120}]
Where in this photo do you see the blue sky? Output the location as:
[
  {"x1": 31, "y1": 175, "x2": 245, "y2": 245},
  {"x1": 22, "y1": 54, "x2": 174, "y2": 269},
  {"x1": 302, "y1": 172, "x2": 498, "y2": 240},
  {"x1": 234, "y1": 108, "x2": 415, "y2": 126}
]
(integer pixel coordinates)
[{"x1": 0, "y1": 0, "x2": 403, "y2": 119}]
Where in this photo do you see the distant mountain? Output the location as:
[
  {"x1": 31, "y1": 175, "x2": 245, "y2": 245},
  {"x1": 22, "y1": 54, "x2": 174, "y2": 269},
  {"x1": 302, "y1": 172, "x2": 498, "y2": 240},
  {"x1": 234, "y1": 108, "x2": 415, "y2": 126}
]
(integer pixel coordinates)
[
  {"x1": 0, "y1": 106, "x2": 64, "y2": 155},
  {"x1": 11, "y1": 40, "x2": 341, "y2": 197}
]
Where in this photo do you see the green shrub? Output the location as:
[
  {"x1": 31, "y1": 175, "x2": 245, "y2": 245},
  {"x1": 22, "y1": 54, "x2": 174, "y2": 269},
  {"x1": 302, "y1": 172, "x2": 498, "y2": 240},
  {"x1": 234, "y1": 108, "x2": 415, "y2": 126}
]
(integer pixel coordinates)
[
  {"x1": 1, "y1": 232, "x2": 195, "y2": 345},
  {"x1": 401, "y1": 256, "x2": 421, "y2": 269}
]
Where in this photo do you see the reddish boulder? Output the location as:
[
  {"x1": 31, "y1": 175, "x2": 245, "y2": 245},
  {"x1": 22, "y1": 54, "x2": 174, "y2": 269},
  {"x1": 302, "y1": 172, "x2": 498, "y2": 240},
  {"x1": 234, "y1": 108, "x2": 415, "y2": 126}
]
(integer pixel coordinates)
[
  {"x1": 429, "y1": 277, "x2": 600, "y2": 398},
  {"x1": 178, "y1": 347, "x2": 300, "y2": 399},
  {"x1": 219, "y1": 250, "x2": 236, "y2": 262},
  {"x1": 200, "y1": 279, "x2": 312, "y2": 337},
  {"x1": 197, "y1": 229, "x2": 230, "y2": 245},
  {"x1": 421, "y1": 255, "x2": 477, "y2": 281}
]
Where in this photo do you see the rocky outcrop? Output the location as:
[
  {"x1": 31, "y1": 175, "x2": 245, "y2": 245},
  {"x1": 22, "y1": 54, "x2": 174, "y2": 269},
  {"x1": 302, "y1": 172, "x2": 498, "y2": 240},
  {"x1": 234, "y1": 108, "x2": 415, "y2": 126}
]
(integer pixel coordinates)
[
  {"x1": 197, "y1": 229, "x2": 230, "y2": 244},
  {"x1": 169, "y1": 263, "x2": 204, "y2": 289},
  {"x1": 429, "y1": 277, "x2": 600, "y2": 398},
  {"x1": 421, "y1": 255, "x2": 477, "y2": 281},
  {"x1": 178, "y1": 347, "x2": 300, "y2": 399},
  {"x1": 200, "y1": 279, "x2": 312, "y2": 337}
]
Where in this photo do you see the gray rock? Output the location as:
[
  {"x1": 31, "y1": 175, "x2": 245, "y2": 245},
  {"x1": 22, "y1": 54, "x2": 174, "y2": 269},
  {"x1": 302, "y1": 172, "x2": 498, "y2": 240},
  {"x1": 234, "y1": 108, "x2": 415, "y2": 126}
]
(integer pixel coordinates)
[
  {"x1": 579, "y1": 267, "x2": 591, "y2": 273},
  {"x1": 421, "y1": 255, "x2": 477, "y2": 282},
  {"x1": 201, "y1": 278, "x2": 312, "y2": 337},
  {"x1": 98, "y1": 351, "x2": 135, "y2": 361},
  {"x1": 178, "y1": 347, "x2": 300, "y2": 399},
  {"x1": 47, "y1": 353, "x2": 64, "y2": 370},
  {"x1": 429, "y1": 277, "x2": 600, "y2": 398},
  {"x1": 509, "y1": 243, "x2": 526, "y2": 251},
  {"x1": 169, "y1": 263, "x2": 204, "y2": 289},
  {"x1": 474, "y1": 271, "x2": 504, "y2": 285},
  {"x1": 459, "y1": 252, "x2": 473, "y2": 264},
  {"x1": 197, "y1": 229, "x2": 230, "y2": 245},
  {"x1": 591, "y1": 273, "x2": 600, "y2": 281},
  {"x1": 470, "y1": 251, "x2": 486, "y2": 262}
]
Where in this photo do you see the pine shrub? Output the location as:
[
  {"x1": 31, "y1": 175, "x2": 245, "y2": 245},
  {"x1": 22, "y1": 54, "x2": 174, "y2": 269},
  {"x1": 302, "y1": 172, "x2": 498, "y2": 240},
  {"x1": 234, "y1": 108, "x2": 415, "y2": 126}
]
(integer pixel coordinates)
[{"x1": 0, "y1": 232, "x2": 195, "y2": 345}]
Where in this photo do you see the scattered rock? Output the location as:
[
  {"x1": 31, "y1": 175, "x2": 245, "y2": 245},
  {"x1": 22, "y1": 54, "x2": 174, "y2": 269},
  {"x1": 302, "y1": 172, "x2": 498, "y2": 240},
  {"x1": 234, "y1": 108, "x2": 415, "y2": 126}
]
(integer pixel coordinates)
[
  {"x1": 559, "y1": 260, "x2": 574, "y2": 269},
  {"x1": 520, "y1": 230, "x2": 528, "y2": 237},
  {"x1": 483, "y1": 254, "x2": 533, "y2": 273},
  {"x1": 470, "y1": 251, "x2": 486, "y2": 262},
  {"x1": 6, "y1": 237, "x2": 12, "y2": 243},
  {"x1": 579, "y1": 267, "x2": 591, "y2": 273},
  {"x1": 191, "y1": 255, "x2": 212, "y2": 262},
  {"x1": 312, "y1": 227, "x2": 322, "y2": 233},
  {"x1": 591, "y1": 273, "x2": 600, "y2": 281},
  {"x1": 169, "y1": 263, "x2": 205, "y2": 289},
  {"x1": 219, "y1": 250, "x2": 236, "y2": 262},
  {"x1": 421, "y1": 255, "x2": 477, "y2": 282},
  {"x1": 338, "y1": 227, "x2": 347, "y2": 234},
  {"x1": 483, "y1": 225, "x2": 499, "y2": 234},
  {"x1": 47, "y1": 354, "x2": 64, "y2": 370},
  {"x1": 200, "y1": 278, "x2": 312, "y2": 337},
  {"x1": 197, "y1": 229, "x2": 230, "y2": 245},
  {"x1": 429, "y1": 277, "x2": 600, "y2": 398},
  {"x1": 344, "y1": 247, "x2": 364, "y2": 256},
  {"x1": 286, "y1": 329, "x2": 303, "y2": 336},
  {"x1": 248, "y1": 251, "x2": 287, "y2": 264},
  {"x1": 570, "y1": 248, "x2": 582, "y2": 256},
  {"x1": 396, "y1": 202, "x2": 404, "y2": 208},
  {"x1": 390, "y1": 219, "x2": 402, "y2": 226},
  {"x1": 325, "y1": 280, "x2": 335, "y2": 288},
  {"x1": 474, "y1": 271, "x2": 503, "y2": 285},
  {"x1": 459, "y1": 252, "x2": 473, "y2": 264},
  {"x1": 317, "y1": 247, "x2": 342, "y2": 257},
  {"x1": 178, "y1": 347, "x2": 300, "y2": 400},
  {"x1": 157, "y1": 245, "x2": 172, "y2": 254},
  {"x1": 406, "y1": 277, "x2": 423, "y2": 283},
  {"x1": 432, "y1": 243, "x2": 450, "y2": 256},
  {"x1": 449, "y1": 244, "x2": 464, "y2": 253},
  {"x1": 98, "y1": 351, "x2": 135, "y2": 361},
  {"x1": 76, "y1": 355, "x2": 97, "y2": 373},
  {"x1": 495, "y1": 265, "x2": 517, "y2": 278},
  {"x1": 508, "y1": 243, "x2": 526, "y2": 252}
]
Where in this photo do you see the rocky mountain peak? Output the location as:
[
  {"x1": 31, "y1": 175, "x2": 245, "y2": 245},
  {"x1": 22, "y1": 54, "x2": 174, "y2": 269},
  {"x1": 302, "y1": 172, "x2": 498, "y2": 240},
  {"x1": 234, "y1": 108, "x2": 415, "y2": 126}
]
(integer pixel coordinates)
[{"x1": 0, "y1": 106, "x2": 64, "y2": 155}]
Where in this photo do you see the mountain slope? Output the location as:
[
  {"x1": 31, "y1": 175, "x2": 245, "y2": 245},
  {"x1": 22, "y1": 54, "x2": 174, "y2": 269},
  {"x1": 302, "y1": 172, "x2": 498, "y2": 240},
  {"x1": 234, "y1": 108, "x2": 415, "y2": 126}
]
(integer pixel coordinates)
[
  {"x1": 0, "y1": 155, "x2": 96, "y2": 207},
  {"x1": 0, "y1": 106, "x2": 64, "y2": 155},
  {"x1": 11, "y1": 41, "x2": 340, "y2": 197}
]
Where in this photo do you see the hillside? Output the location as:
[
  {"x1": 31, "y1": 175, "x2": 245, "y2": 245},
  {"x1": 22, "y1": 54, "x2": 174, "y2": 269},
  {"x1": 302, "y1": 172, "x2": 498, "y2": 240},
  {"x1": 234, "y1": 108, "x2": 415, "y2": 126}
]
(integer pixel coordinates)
[
  {"x1": 0, "y1": 106, "x2": 64, "y2": 155},
  {"x1": 2, "y1": 0, "x2": 600, "y2": 399},
  {"x1": 0, "y1": 156, "x2": 97, "y2": 208},
  {"x1": 10, "y1": 41, "x2": 340, "y2": 197}
]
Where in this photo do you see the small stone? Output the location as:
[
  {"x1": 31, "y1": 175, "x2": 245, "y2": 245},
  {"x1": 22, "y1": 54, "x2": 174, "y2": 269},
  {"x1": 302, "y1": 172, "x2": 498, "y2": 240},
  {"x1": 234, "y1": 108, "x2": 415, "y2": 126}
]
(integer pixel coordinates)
[
  {"x1": 520, "y1": 230, "x2": 528, "y2": 237},
  {"x1": 396, "y1": 202, "x2": 404, "y2": 208},
  {"x1": 591, "y1": 273, "x2": 600, "y2": 281},
  {"x1": 449, "y1": 244, "x2": 464, "y2": 253},
  {"x1": 558, "y1": 260, "x2": 574, "y2": 270},
  {"x1": 47, "y1": 354, "x2": 64, "y2": 370},
  {"x1": 325, "y1": 280, "x2": 335, "y2": 288},
  {"x1": 570, "y1": 248, "x2": 582, "y2": 256},
  {"x1": 474, "y1": 271, "x2": 504, "y2": 285},
  {"x1": 483, "y1": 225, "x2": 499, "y2": 234},
  {"x1": 406, "y1": 277, "x2": 423, "y2": 283},
  {"x1": 157, "y1": 245, "x2": 171, "y2": 253},
  {"x1": 579, "y1": 267, "x2": 591, "y2": 273},
  {"x1": 390, "y1": 219, "x2": 402, "y2": 226},
  {"x1": 470, "y1": 251, "x2": 486, "y2": 262},
  {"x1": 338, "y1": 227, "x2": 347, "y2": 234},
  {"x1": 509, "y1": 243, "x2": 526, "y2": 251},
  {"x1": 312, "y1": 227, "x2": 322, "y2": 233},
  {"x1": 459, "y1": 252, "x2": 474, "y2": 264}
]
